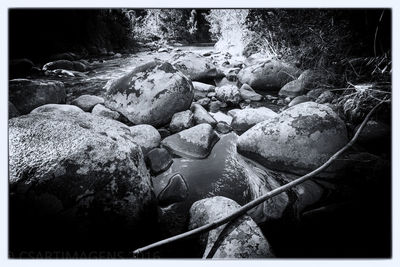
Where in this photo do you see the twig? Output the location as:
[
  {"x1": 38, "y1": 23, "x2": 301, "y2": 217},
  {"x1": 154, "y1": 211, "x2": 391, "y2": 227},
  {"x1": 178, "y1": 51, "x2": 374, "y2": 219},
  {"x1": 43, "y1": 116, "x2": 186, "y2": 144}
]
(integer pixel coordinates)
[
  {"x1": 374, "y1": 10, "x2": 385, "y2": 56},
  {"x1": 132, "y1": 100, "x2": 386, "y2": 256}
]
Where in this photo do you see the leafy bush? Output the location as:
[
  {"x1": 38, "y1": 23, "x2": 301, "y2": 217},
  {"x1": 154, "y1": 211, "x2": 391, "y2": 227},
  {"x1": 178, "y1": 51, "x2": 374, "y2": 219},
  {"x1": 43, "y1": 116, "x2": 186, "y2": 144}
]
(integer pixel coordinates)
[
  {"x1": 131, "y1": 9, "x2": 199, "y2": 43},
  {"x1": 205, "y1": 9, "x2": 250, "y2": 56}
]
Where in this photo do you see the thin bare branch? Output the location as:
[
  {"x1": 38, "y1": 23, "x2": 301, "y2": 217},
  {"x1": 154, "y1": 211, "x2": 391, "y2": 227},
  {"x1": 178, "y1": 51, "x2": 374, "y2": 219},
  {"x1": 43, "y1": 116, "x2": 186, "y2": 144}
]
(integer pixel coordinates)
[{"x1": 132, "y1": 100, "x2": 386, "y2": 256}]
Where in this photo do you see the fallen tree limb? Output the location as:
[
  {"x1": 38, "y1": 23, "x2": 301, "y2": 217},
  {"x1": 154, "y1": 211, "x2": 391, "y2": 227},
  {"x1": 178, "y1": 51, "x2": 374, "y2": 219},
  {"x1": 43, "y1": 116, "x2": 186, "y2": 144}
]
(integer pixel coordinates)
[{"x1": 133, "y1": 100, "x2": 387, "y2": 256}]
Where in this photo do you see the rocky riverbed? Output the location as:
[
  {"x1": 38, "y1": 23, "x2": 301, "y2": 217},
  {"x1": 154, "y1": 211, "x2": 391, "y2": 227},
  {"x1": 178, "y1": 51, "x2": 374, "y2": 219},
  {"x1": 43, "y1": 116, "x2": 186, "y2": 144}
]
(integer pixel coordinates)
[{"x1": 8, "y1": 44, "x2": 391, "y2": 258}]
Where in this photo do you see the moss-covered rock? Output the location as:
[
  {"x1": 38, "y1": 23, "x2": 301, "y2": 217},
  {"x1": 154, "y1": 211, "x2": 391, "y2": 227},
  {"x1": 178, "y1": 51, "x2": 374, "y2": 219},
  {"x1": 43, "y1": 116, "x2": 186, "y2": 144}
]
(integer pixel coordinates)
[
  {"x1": 189, "y1": 196, "x2": 274, "y2": 258},
  {"x1": 9, "y1": 112, "x2": 154, "y2": 252},
  {"x1": 9, "y1": 79, "x2": 66, "y2": 114},
  {"x1": 237, "y1": 102, "x2": 348, "y2": 177},
  {"x1": 238, "y1": 59, "x2": 301, "y2": 91},
  {"x1": 104, "y1": 61, "x2": 194, "y2": 127}
]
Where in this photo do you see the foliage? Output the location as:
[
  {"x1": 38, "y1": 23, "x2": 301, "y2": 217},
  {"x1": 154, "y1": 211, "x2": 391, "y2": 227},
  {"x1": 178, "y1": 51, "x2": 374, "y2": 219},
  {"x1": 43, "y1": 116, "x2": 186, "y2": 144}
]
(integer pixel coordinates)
[
  {"x1": 205, "y1": 9, "x2": 250, "y2": 56},
  {"x1": 243, "y1": 9, "x2": 391, "y2": 89},
  {"x1": 131, "y1": 9, "x2": 200, "y2": 43}
]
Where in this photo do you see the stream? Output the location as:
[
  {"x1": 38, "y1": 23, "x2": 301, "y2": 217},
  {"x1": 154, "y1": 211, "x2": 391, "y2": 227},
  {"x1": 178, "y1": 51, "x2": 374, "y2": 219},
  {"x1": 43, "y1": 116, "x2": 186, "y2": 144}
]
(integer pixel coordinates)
[{"x1": 17, "y1": 44, "x2": 390, "y2": 258}]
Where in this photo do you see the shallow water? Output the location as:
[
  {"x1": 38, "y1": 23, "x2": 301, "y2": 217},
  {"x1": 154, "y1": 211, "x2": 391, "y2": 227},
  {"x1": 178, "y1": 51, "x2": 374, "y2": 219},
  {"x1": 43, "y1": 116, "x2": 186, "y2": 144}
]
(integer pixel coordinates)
[{"x1": 39, "y1": 44, "x2": 216, "y2": 102}]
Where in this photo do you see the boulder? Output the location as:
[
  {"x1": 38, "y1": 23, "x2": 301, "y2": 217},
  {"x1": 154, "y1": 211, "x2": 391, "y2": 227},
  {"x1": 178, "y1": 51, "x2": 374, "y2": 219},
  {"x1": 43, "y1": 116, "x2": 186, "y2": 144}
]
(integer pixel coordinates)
[
  {"x1": 231, "y1": 107, "x2": 277, "y2": 133},
  {"x1": 189, "y1": 196, "x2": 274, "y2": 258},
  {"x1": 237, "y1": 102, "x2": 348, "y2": 177},
  {"x1": 210, "y1": 111, "x2": 233, "y2": 125},
  {"x1": 207, "y1": 92, "x2": 216, "y2": 98},
  {"x1": 71, "y1": 95, "x2": 105, "y2": 112},
  {"x1": 42, "y1": 60, "x2": 74, "y2": 71},
  {"x1": 31, "y1": 104, "x2": 84, "y2": 114},
  {"x1": 288, "y1": 95, "x2": 311, "y2": 107},
  {"x1": 104, "y1": 61, "x2": 194, "y2": 127},
  {"x1": 9, "y1": 79, "x2": 66, "y2": 114},
  {"x1": 215, "y1": 85, "x2": 241, "y2": 105},
  {"x1": 145, "y1": 147, "x2": 173, "y2": 175},
  {"x1": 169, "y1": 110, "x2": 195, "y2": 133},
  {"x1": 158, "y1": 47, "x2": 169, "y2": 53},
  {"x1": 72, "y1": 61, "x2": 87, "y2": 72},
  {"x1": 9, "y1": 112, "x2": 154, "y2": 251},
  {"x1": 209, "y1": 100, "x2": 222, "y2": 113},
  {"x1": 279, "y1": 69, "x2": 315, "y2": 98},
  {"x1": 239, "y1": 84, "x2": 263, "y2": 101},
  {"x1": 161, "y1": 123, "x2": 219, "y2": 159},
  {"x1": 129, "y1": 124, "x2": 161, "y2": 154},
  {"x1": 172, "y1": 52, "x2": 224, "y2": 82},
  {"x1": 158, "y1": 128, "x2": 171, "y2": 139},
  {"x1": 227, "y1": 109, "x2": 241, "y2": 117},
  {"x1": 9, "y1": 58, "x2": 34, "y2": 78},
  {"x1": 157, "y1": 173, "x2": 189, "y2": 207},
  {"x1": 215, "y1": 121, "x2": 232, "y2": 134},
  {"x1": 306, "y1": 88, "x2": 326, "y2": 100},
  {"x1": 215, "y1": 77, "x2": 236, "y2": 87},
  {"x1": 192, "y1": 81, "x2": 215, "y2": 100},
  {"x1": 191, "y1": 103, "x2": 217, "y2": 127},
  {"x1": 195, "y1": 97, "x2": 211, "y2": 107},
  {"x1": 316, "y1": 90, "x2": 335, "y2": 104},
  {"x1": 91, "y1": 104, "x2": 120, "y2": 120},
  {"x1": 238, "y1": 59, "x2": 301, "y2": 91}
]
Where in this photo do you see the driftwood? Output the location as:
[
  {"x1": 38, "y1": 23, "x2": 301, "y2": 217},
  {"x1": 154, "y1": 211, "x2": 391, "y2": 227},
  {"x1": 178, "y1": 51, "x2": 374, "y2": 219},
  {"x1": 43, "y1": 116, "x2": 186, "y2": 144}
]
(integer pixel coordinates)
[{"x1": 133, "y1": 100, "x2": 386, "y2": 256}]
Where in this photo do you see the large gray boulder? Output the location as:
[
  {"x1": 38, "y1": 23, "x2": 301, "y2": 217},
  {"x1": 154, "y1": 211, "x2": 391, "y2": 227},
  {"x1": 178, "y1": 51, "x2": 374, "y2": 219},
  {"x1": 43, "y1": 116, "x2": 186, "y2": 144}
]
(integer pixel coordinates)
[
  {"x1": 189, "y1": 196, "x2": 274, "y2": 258},
  {"x1": 192, "y1": 81, "x2": 215, "y2": 100},
  {"x1": 71, "y1": 94, "x2": 104, "y2": 112},
  {"x1": 172, "y1": 52, "x2": 224, "y2": 82},
  {"x1": 161, "y1": 123, "x2": 219, "y2": 159},
  {"x1": 237, "y1": 102, "x2": 348, "y2": 177},
  {"x1": 239, "y1": 84, "x2": 263, "y2": 101},
  {"x1": 104, "y1": 61, "x2": 194, "y2": 127},
  {"x1": 9, "y1": 79, "x2": 66, "y2": 114},
  {"x1": 238, "y1": 59, "x2": 301, "y2": 91},
  {"x1": 91, "y1": 104, "x2": 120, "y2": 120},
  {"x1": 30, "y1": 104, "x2": 84, "y2": 114},
  {"x1": 42, "y1": 59, "x2": 74, "y2": 71},
  {"x1": 9, "y1": 112, "x2": 154, "y2": 251},
  {"x1": 169, "y1": 110, "x2": 195, "y2": 133},
  {"x1": 231, "y1": 107, "x2": 277, "y2": 133},
  {"x1": 210, "y1": 111, "x2": 233, "y2": 125},
  {"x1": 191, "y1": 103, "x2": 217, "y2": 127},
  {"x1": 129, "y1": 124, "x2": 161, "y2": 154},
  {"x1": 215, "y1": 85, "x2": 241, "y2": 105},
  {"x1": 288, "y1": 95, "x2": 311, "y2": 107},
  {"x1": 279, "y1": 69, "x2": 315, "y2": 98}
]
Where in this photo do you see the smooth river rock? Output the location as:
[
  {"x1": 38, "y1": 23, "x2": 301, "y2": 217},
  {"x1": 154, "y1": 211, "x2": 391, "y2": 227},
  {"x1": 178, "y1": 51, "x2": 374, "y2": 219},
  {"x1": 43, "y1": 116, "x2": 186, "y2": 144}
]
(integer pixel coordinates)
[
  {"x1": 172, "y1": 52, "x2": 224, "y2": 83},
  {"x1": 231, "y1": 107, "x2": 277, "y2": 133},
  {"x1": 189, "y1": 196, "x2": 274, "y2": 258},
  {"x1": 9, "y1": 112, "x2": 154, "y2": 251},
  {"x1": 71, "y1": 94, "x2": 105, "y2": 112},
  {"x1": 191, "y1": 103, "x2": 217, "y2": 127},
  {"x1": 30, "y1": 104, "x2": 84, "y2": 114},
  {"x1": 237, "y1": 102, "x2": 348, "y2": 177},
  {"x1": 169, "y1": 110, "x2": 195, "y2": 133},
  {"x1": 238, "y1": 59, "x2": 301, "y2": 91},
  {"x1": 161, "y1": 123, "x2": 219, "y2": 159},
  {"x1": 129, "y1": 124, "x2": 161, "y2": 154},
  {"x1": 104, "y1": 61, "x2": 194, "y2": 127},
  {"x1": 215, "y1": 84, "x2": 241, "y2": 105},
  {"x1": 9, "y1": 79, "x2": 66, "y2": 114}
]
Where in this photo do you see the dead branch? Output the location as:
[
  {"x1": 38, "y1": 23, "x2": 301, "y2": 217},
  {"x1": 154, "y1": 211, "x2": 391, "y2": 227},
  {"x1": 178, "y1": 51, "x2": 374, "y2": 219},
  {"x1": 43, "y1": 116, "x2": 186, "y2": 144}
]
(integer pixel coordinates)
[{"x1": 132, "y1": 99, "x2": 386, "y2": 256}]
